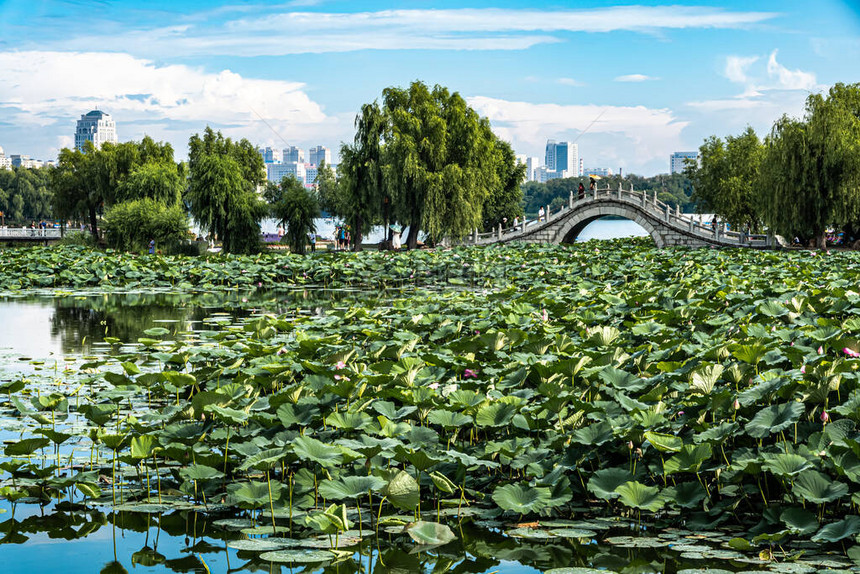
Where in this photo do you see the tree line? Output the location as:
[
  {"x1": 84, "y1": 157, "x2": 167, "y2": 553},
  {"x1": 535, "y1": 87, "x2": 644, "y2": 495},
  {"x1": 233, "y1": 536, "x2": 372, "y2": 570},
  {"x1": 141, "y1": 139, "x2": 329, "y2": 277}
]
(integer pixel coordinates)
[
  {"x1": 686, "y1": 82, "x2": 860, "y2": 248},
  {"x1": 0, "y1": 167, "x2": 52, "y2": 225}
]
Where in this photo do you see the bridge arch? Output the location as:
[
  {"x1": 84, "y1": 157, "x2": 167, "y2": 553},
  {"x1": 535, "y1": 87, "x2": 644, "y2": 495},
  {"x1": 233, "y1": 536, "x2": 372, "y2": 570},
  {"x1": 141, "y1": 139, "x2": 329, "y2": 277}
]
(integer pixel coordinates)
[{"x1": 552, "y1": 203, "x2": 665, "y2": 247}]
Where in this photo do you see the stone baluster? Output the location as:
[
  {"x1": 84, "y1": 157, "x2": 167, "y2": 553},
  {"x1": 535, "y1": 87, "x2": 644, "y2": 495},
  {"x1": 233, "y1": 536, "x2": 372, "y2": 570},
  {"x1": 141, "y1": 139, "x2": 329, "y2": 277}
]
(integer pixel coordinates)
[
  {"x1": 569, "y1": 191, "x2": 574, "y2": 208},
  {"x1": 473, "y1": 228, "x2": 478, "y2": 243},
  {"x1": 545, "y1": 205, "x2": 551, "y2": 222},
  {"x1": 498, "y1": 223, "x2": 502, "y2": 240}
]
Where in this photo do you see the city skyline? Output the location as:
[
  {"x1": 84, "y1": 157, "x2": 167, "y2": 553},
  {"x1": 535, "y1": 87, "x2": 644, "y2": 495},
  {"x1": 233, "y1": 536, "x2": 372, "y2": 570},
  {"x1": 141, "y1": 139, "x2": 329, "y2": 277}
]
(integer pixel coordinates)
[{"x1": 0, "y1": 1, "x2": 858, "y2": 176}]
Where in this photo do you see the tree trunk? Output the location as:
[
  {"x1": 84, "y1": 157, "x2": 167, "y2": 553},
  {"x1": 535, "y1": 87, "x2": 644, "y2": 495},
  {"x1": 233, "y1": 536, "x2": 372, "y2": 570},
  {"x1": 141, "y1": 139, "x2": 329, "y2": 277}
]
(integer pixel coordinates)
[
  {"x1": 88, "y1": 206, "x2": 99, "y2": 241},
  {"x1": 406, "y1": 218, "x2": 420, "y2": 249},
  {"x1": 353, "y1": 213, "x2": 363, "y2": 252},
  {"x1": 817, "y1": 230, "x2": 827, "y2": 250}
]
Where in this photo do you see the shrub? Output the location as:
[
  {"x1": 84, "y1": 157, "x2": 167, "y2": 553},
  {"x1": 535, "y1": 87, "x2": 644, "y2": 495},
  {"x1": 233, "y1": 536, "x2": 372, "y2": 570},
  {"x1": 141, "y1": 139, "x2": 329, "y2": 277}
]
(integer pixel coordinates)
[{"x1": 102, "y1": 198, "x2": 188, "y2": 253}]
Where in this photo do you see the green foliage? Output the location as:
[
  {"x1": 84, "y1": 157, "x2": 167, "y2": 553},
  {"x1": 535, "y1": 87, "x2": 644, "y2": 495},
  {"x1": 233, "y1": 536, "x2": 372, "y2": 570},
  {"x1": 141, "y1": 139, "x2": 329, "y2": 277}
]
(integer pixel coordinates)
[
  {"x1": 266, "y1": 175, "x2": 320, "y2": 255},
  {"x1": 0, "y1": 166, "x2": 53, "y2": 225},
  {"x1": 759, "y1": 83, "x2": 860, "y2": 246},
  {"x1": 186, "y1": 127, "x2": 267, "y2": 254},
  {"x1": 51, "y1": 137, "x2": 179, "y2": 240},
  {"x1": 482, "y1": 140, "x2": 525, "y2": 232},
  {"x1": 102, "y1": 198, "x2": 188, "y2": 253},
  {"x1": 686, "y1": 127, "x2": 764, "y2": 231}
]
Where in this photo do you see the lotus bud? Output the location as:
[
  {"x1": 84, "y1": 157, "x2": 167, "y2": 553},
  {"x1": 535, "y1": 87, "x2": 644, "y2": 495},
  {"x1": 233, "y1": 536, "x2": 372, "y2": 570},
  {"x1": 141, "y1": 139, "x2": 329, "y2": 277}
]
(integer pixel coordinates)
[
  {"x1": 733, "y1": 399, "x2": 740, "y2": 410},
  {"x1": 820, "y1": 410, "x2": 830, "y2": 423},
  {"x1": 800, "y1": 365, "x2": 806, "y2": 374},
  {"x1": 627, "y1": 441, "x2": 634, "y2": 450},
  {"x1": 818, "y1": 346, "x2": 824, "y2": 355}
]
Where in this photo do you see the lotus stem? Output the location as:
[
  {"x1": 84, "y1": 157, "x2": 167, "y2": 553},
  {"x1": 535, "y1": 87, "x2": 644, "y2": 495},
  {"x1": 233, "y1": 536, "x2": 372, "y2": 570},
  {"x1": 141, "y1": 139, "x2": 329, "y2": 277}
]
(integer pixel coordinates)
[{"x1": 266, "y1": 470, "x2": 276, "y2": 535}]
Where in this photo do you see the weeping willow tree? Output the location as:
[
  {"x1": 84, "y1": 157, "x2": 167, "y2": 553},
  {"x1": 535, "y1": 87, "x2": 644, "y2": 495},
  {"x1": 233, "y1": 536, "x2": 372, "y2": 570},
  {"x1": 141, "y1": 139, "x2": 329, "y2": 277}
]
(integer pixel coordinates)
[
  {"x1": 759, "y1": 83, "x2": 860, "y2": 247},
  {"x1": 266, "y1": 175, "x2": 320, "y2": 255},
  {"x1": 382, "y1": 81, "x2": 504, "y2": 248}
]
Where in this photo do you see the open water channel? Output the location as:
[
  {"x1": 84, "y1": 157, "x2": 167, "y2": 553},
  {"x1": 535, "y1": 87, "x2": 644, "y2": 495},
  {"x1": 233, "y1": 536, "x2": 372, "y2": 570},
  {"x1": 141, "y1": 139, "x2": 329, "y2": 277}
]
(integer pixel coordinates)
[{"x1": 0, "y1": 221, "x2": 835, "y2": 574}]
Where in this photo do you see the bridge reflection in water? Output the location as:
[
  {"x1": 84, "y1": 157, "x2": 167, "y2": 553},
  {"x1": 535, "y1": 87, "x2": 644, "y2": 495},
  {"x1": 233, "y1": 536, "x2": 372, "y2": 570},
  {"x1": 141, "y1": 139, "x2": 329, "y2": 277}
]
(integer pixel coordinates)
[{"x1": 466, "y1": 184, "x2": 772, "y2": 249}]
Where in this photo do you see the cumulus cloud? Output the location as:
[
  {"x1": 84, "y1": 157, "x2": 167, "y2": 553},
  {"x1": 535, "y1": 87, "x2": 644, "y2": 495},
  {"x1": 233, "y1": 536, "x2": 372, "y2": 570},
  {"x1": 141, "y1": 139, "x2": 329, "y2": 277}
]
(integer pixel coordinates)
[
  {"x1": 614, "y1": 74, "x2": 658, "y2": 83},
  {"x1": 766, "y1": 50, "x2": 816, "y2": 90},
  {"x1": 468, "y1": 96, "x2": 687, "y2": 174},
  {"x1": 0, "y1": 51, "x2": 336, "y2": 159},
  {"x1": 37, "y1": 6, "x2": 776, "y2": 57},
  {"x1": 724, "y1": 55, "x2": 759, "y2": 83}
]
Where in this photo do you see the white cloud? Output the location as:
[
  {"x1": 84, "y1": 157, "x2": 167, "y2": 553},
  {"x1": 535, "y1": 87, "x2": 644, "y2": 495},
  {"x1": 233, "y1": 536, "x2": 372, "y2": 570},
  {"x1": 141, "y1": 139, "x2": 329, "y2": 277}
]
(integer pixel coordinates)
[
  {"x1": 0, "y1": 51, "x2": 338, "y2": 159},
  {"x1": 724, "y1": 55, "x2": 759, "y2": 83},
  {"x1": 558, "y1": 78, "x2": 584, "y2": 86},
  {"x1": 468, "y1": 96, "x2": 687, "y2": 174},
  {"x1": 689, "y1": 51, "x2": 819, "y2": 114},
  {"x1": 766, "y1": 50, "x2": 816, "y2": 90},
  {"x1": 614, "y1": 74, "x2": 658, "y2": 83},
  {"x1": 42, "y1": 6, "x2": 777, "y2": 56}
]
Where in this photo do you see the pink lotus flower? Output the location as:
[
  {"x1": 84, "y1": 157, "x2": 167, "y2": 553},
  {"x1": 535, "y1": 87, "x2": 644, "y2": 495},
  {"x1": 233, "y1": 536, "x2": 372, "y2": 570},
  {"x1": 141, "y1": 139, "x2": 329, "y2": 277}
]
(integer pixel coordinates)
[
  {"x1": 464, "y1": 369, "x2": 478, "y2": 379},
  {"x1": 541, "y1": 309, "x2": 549, "y2": 322},
  {"x1": 818, "y1": 346, "x2": 824, "y2": 355},
  {"x1": 335, "y1": 361, "x2": 346, "y2": 369},
  {"x1": 820, "y1": 410, "x2": 830, "y2": 423},
  {"x1": 257, "y1": 282, "x2": 262, "y2": 287},
  {"x1": 801, "y1": 365, "x2": 806, "y2": 374},
  {"x1": 733, "y1": 399, "x2": 741, "y2": 410},
  {"x1": 843, "y1": 347, "x2": 860, "y2": 358}
]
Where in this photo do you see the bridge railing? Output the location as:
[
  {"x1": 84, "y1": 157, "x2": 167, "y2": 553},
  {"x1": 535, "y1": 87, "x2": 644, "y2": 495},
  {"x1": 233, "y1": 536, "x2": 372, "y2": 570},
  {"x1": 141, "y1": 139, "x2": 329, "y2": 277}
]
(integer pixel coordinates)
[
  {"x1": 0, "y1": 227, "x2": 82, "y2": 239},
  {"x1": 463, "y1": 184, "x2": 771, "y2": 247}
]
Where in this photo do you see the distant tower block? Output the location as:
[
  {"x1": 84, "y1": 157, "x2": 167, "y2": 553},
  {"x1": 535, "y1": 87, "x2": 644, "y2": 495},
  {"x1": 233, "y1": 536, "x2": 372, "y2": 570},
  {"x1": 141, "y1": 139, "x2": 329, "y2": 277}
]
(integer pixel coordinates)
[{"x1": 75, "y1": 110, "x2": 117, "y2": 151}]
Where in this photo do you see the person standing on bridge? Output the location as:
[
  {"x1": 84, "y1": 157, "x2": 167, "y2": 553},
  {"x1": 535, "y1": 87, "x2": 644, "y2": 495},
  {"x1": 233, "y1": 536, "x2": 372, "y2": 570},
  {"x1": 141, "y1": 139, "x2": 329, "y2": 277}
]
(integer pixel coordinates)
[
  {"x1": 149, "y1": 239, "x2": 155, "y2": 254},
  {"x1": 578, "y1": 182, "x2": 585, "y2": 199},
  {"x1": 589, "y1": 177, "x2": 596, "y2": 192},
  {"x1": 538, "y1": 206, "x2": 545, "y2": 222}
]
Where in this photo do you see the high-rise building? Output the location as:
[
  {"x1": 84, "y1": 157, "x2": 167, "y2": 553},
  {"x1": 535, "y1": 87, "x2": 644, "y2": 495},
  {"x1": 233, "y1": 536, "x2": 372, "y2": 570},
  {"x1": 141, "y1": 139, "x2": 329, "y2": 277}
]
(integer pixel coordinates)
[
  {"x1": 304, "y1": 164, "x2": 318, "y2": 187},
  {"x1": 670, "y1": 151, "x2": 698, "y2": 174},
  {"x1": 267, "y1": 162, "x2": 306, "y2": 184},
  {"x1": 309, "y1": 145, "x2": 331, "y2": 166},
  {"x1": 283, "y1": 146, "x2": 305, "y2": 164},
  {"x1": 545, "y1": 140, "x2": 579, "y2": 177},
  {"x1": 258, "y1": 147, "x2": 282, "y2": 164},
  {"x1": 75, "y1": 110, "x2": 117, "y2": 151},
  {"x1": 0, "y1": 146, "x2": 10, "y2": 170}
]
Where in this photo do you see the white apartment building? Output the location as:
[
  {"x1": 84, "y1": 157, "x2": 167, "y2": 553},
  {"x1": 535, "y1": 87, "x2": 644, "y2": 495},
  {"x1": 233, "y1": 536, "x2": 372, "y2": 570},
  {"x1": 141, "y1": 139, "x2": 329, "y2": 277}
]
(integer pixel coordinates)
[
  {"x1": 309, "y1": 145, "x2": 331, "y2": 167},
  {"x1": 267, "y1": 162, "x2": 306, "y2": 185},
  {"x1": 670, "y1": 151, "x2": 698, "y2": 174},
  {"x1": 283, "y1": 146, "x2": 305, "y2": 164},
  {"x1": 75, "y1": 110, "x2": 117, "y2": 151},
  {"x1": 0, "y1": 146, "x2": 10, "y2": 170}
]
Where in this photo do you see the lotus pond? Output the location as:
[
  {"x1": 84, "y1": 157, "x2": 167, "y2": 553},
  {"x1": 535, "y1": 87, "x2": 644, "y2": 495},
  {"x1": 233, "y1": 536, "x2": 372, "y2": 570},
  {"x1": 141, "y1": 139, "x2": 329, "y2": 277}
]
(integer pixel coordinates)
[{"x1": 1, "y1": 241, "x2": 860, "y2": 574}]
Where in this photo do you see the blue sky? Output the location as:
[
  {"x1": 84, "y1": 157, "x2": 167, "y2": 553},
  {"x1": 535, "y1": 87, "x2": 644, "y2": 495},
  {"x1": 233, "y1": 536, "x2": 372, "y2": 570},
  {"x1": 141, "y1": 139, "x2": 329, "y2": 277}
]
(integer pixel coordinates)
[{"x1": 1, "y1": 0, "x2": 858, "y2": 175}]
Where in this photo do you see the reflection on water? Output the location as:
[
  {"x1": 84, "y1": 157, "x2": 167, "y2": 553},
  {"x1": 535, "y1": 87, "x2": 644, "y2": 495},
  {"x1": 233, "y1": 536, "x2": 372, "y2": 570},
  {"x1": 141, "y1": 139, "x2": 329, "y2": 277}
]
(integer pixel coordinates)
[{"x1": 0, "y1": 289, "x2": 390, "y2": 360}]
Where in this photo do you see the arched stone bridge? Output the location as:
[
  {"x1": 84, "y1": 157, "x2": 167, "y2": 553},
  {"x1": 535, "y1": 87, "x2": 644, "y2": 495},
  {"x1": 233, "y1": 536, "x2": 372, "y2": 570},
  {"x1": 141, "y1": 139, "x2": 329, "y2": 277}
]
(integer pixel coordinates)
[{"x1": 465, "y1": 184, "x2": 773, "y2": 248}]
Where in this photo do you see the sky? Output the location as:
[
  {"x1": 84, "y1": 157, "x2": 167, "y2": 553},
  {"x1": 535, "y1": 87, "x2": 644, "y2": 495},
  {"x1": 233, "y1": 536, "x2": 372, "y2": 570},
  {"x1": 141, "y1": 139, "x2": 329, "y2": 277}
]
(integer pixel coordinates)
[{"x1": 0, "y1": 0, "x2": 858, "y2": 176}]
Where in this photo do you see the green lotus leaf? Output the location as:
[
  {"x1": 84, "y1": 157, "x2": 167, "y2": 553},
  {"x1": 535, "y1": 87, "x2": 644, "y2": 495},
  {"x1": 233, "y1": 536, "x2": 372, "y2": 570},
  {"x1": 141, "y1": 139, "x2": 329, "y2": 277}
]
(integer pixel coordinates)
[
  {"x1": 689, "y1": 364, "x2": 723, "y2": 395},
  {"x1": 745, "y1": 402, "x2": 805, "y2": 438},
  {"x1": 644, "y1": 431, "x2": 683, "y2": 453},
  {"x1": 492, "y1": 483, "x2": 551, "y2": 514},
  {"x1": 258, "y1": 549, "x2": 335, "y2": 563},
  {"x1": 180, "y1": 464, "x2": 224, "y2": 481},
  {"x1": 475, "y1": 402, "x2": 518, "y2": 427},
  {"x1": 326, "y1": 410, "x2": 373, "y2": 430},
  {"x1": 587, "y1": 468, "x2": 633, "y2": 501},
  {"x1": 614, "y1": 481, "x2": 664, "y2": 512},
  {"x1": 228, "y1": 480, "x2": 279, "y2": 509},
  {"x1": 239, "y1": 447, "x2": 288, "y2": 471},
  {"x1": 662, "y1": 481, "x2": 706, "y2": 509},
  {"x1": 405, "y1": 521, "x2": 457, "y2": 545},
  {"x1": 371, "y1": 400, "x2": 418, "y2": 420},
  {"x1": 812, "y1": 516, "x2": 860, "y2": 543},
  {"x1": 571, "y1": 421, "x2": 614, "y2": 446},
  {"x1": 426, "y1": 409, "x2": 472, "y2": 428},
  {"x1": 292, "y1": 436, "x2": 343, "y2": 467},
  {"x1": 762, "y1": 453, "x2": 814, "y2": 477},
  {"x1": 318, "y1": 475, "x2": 386, "y2": 500},
  {"x1": 793, "y1": 470, "x2": 849, "y2": 504},
  {"x1": 663, "y1": 443, "x2": 712, "y2": 475},
  {"x1": 129, "y1": 435, "x2": 160, "y2": 459},
  {"x1": 780, "y1": 507, "x2": 819, "y2": 535},
  {"x1": 599, "y1": 367, "x2": 648, "y2": 392},
  {"x1": 385, "y1": 470, "x2": 419, "y2": 511}
]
